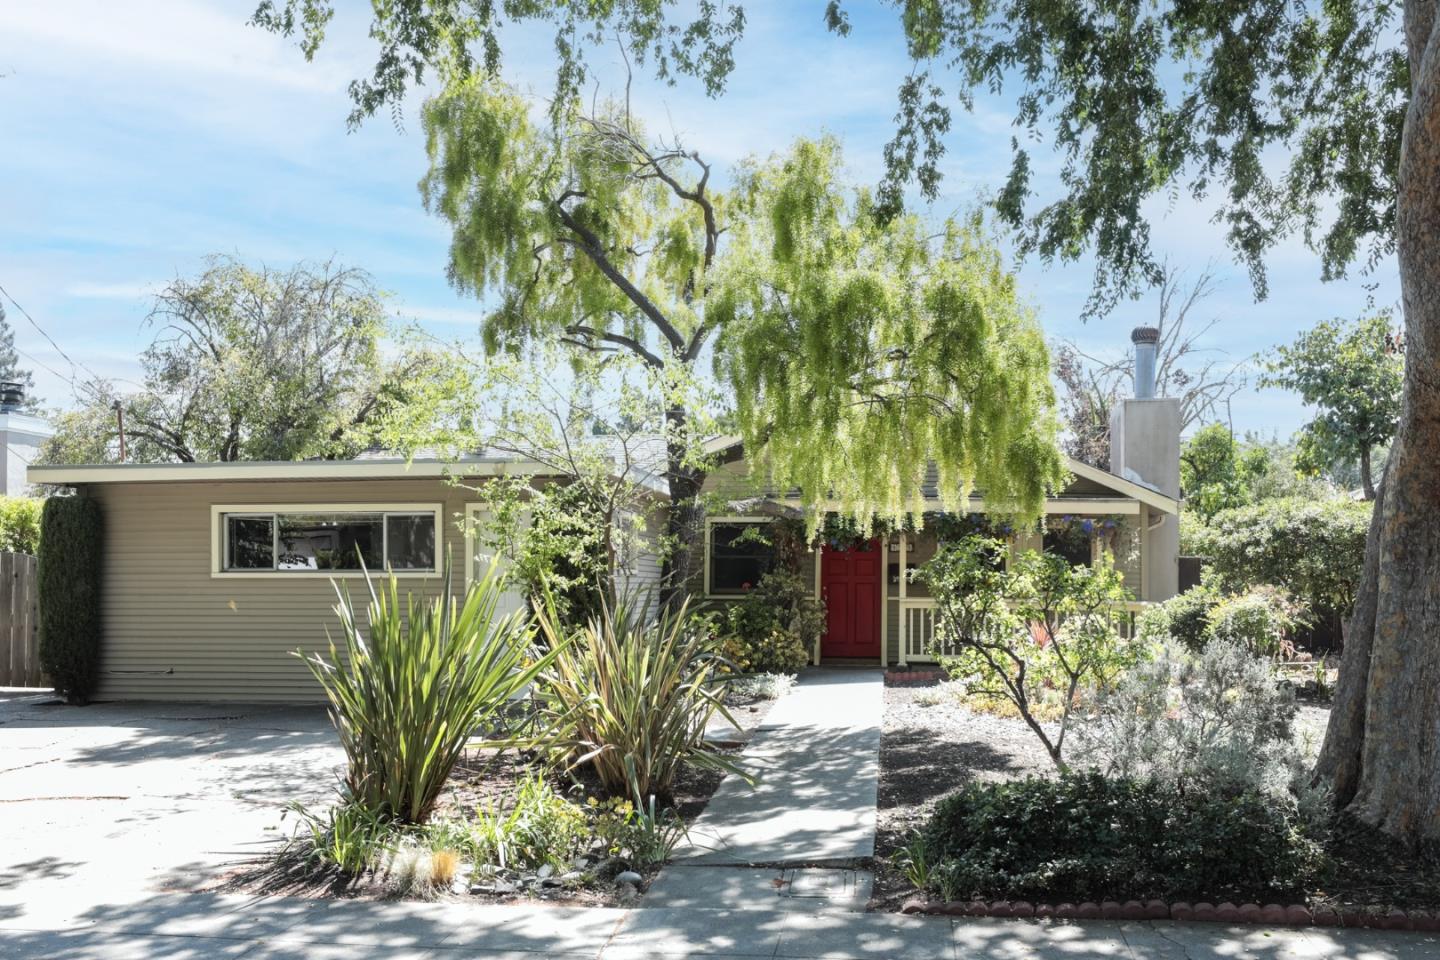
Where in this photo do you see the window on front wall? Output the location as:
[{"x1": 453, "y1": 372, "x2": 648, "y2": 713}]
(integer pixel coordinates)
[
  {"x1": 708, "y1": 521, "x2": 775, "y2": 594},
  {"x1": 221, "y1": 510, "x2": 437, "y2": 572}
]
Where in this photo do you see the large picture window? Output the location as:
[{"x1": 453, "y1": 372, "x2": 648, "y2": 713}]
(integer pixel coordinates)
[
  {"x1": 218, "y1": 506, "x2": 439, "y2": 574},
  {"x1": 707, "y1": 520, "x2": 775, "y2": 595}
]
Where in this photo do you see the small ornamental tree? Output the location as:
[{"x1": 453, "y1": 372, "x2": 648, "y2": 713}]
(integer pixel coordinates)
[
  {"x1": 37, "y1": 497, "x2": 103, "y2": 704},
  {"x1": 920, "y1": 534, "x2": 1135, "y2": 768},
  {"x1": 1261, "y1": 313, "x2": 1403, "y2": 501}
]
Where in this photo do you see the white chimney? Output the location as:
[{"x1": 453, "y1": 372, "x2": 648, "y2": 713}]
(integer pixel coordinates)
[
  {"x1": 1111, "y1": 327, "x2": 1181, "y2": 601},
  {"x1": 0, "y1": 383, "x2": 53, "y2": 496}
]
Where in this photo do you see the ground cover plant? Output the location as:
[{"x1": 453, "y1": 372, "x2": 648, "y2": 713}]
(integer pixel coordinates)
[{"x1": 908, "y1": 772, "x2": 1325, "y2": 903}]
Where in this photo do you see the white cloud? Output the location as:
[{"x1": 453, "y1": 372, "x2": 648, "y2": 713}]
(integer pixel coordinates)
[{"x1": 0, "y1": 0, "x2": 347, "y2": 93}]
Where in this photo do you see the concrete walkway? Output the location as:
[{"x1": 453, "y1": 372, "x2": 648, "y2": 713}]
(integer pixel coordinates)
[
  {"x1": 4, "y1": 889, "x2": 1438, "y2": 958},
  {"x1": 671, "y1": 668, "x2": 884, "y2": 866},
  {"x1": 645, "y1": 668, "x2": 884, "y2": 916}
]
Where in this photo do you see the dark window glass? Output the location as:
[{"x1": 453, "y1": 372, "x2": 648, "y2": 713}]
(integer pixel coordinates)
[
  {"x1": 709, "y1": 522, "x2": 775, "y2": 594},
  {"x1": 227, "y1": 516, "x2": 274, "y2": 569},
  {"x1": 385, "y1": 514, "x2": 436, "y2": 570},
  {"x1": 276, "y1": 513, "x2": 383, "y2": 571},
  {"x1": 1043, "y1": 525, "x2": 1093, "y2": 569}
]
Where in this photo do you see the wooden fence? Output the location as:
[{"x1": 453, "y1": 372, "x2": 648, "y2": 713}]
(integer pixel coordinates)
[{"x1": 0, "y1": 552, "x2": 41, "y2": 687}]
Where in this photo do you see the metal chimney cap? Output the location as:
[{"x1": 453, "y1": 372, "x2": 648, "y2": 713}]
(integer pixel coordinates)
[
  {"x1": 0, "y1": 382, "x2": 23, "y2": 413},
  {"x1": 1130, "y1": 325, "x2": 1161, "y2": 345}
]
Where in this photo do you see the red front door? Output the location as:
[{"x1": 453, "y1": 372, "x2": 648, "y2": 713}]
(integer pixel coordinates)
[{"x1": 820, "y1": 538, "x2": 882, "y2": 658}]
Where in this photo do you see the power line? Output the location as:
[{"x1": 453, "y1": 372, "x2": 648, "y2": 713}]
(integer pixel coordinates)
[
  {"x1": 14, "y1": 346, "x2": 73, "y2": 389},
  {"x1": 0, "y1": 281, "x2": 104, "y2": 384}
]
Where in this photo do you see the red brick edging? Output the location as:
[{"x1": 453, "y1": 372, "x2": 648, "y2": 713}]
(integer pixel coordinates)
[
  {"x1": 885, "y1": 669, "x2": 944, "y2": 684},
  {"x1": 898, "y1": 898, "x2": 1440, "y2": 930}
]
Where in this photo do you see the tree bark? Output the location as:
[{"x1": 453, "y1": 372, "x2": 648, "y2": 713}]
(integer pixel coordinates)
[
  {"x1": 1315, "y1": 0, "x2": 1440, "y2": 845},
  {"x1": 1313, "y1": 468, "x2": 1385, "y2": 803},
  {"x1": 1359, "y1": 445, "x2": 1376, "y2": 501}
]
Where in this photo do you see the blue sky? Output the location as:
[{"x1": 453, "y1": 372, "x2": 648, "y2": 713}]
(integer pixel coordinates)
[{"x1": 0, "y1": 0, "x2": 1401, "y2": 440}]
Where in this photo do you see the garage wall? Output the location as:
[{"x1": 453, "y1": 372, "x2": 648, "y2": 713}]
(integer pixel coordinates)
[{"x1": 85, "y1": 477, "x2": 492, "y2": 702}]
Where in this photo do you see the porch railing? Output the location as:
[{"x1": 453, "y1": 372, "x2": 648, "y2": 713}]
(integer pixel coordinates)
[{"x1": 898, "y1": 597, "x2": 1154, "y2": 666}]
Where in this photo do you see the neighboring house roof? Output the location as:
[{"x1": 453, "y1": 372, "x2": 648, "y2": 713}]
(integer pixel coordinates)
[{"x1": 701, "y1": 434, "x2": 1180, "y2": 515}]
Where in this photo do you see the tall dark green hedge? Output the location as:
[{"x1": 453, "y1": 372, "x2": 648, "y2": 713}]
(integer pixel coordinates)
[{"x1": 38, "y1": 496, "x2": 103, "y2": 704}]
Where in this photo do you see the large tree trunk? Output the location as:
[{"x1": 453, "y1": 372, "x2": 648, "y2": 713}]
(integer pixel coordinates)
[
  {"x1": 1359, "y1": 445, "x2": 1376, "y2": 501},
  {"x1": 1314, "y1": 0, "x2": 1440, "y2": 845}
]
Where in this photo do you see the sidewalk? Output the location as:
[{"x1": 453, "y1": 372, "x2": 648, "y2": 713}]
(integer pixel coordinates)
[{"x1": 3, "y1": 890, "x2": 1437, "y2": 959}]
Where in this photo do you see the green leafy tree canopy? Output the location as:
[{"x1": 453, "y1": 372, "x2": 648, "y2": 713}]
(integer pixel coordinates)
[
  {"x1": 418, "y1": 79, "x2": 1062, "y2": 534},
  {"x1": 1261, "y1": 314, "x2": 1403, "y2": 500},
  {"x1": 41, "y1": 257, "x2": 443, "y2": 464}
]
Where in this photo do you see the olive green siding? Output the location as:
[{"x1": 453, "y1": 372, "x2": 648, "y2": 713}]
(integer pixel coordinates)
[
  {"x1": 692, "y1": 456, "x2": 1160, "y2": 665},
  {"x1": 84, "y1": 477, "x2": 485, "y2": 702}
]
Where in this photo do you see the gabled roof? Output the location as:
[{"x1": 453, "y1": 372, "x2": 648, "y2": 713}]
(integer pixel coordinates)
[
  {"x1": 701, "y1": 435, "x2": 1180, "y2": 515},
  {"x1": 1063, "y1": 457, "x2": 1180, "y2": 514}
]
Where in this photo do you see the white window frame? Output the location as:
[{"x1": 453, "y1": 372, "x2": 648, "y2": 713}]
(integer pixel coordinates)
[
  {"x1": 704, "y1": 516, "x2": 775, "y2": 598},
  {"x1": 461, "y1": 502, "x2": 533, "y2": 621},
  {"x1": 210, "y1": 503, "x2": 444, "y2": 578}
]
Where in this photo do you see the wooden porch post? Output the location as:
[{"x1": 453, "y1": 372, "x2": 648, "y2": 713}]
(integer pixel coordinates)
[
  {"x1": 812, "y1": 544, "x2": 823, "y2": 666},
  {"x1": 879, "y1": 536, "x2": 888, "y2": 668},
  {"x1": 897, "y1": 533, "x2": 909, "y2": 666}
]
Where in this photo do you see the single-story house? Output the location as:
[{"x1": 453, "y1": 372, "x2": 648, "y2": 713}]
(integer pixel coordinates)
[
  {"x1": 25, "y1": 456, "x2": 646, "y2": 701},
  {"x1": 30, "y1": 329, "x2": 1180, "y2": 701},
  {"x1": 695, "y1": 424, "x2": 1179, "y2": 668}
]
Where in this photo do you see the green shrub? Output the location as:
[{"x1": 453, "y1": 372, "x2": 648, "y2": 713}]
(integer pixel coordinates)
[
  {"x1": 1188, "y1": 497, "x2": 1368, "y2": 632},
  {"x1": 37, "y1": 496, "x2": 103, "y2": 704},
  {"x1": 1077, "y1": 641, "x2": 1325, "y2": 827},
  {"x1": 0, "y1": 496, "x2": 42, "y2": 555},
  {"x1": 916, "y1": 772, "x2": 1325, "y2": 903},
  {"x1": 1137, "y1": 584, "x2": 1215, "y2": 653},
  {"x1": 469, "y1": 773, "x2": 590, "y2": 872},
  {"x1": 719, "y1": 568, "x2": 817, "y2": 675},
  {"x1": 1139, "y1": 581, "x2": 1306, "y2": 659},
  {"x1": 717, "y1": 520, "x2": 825, "y2": 675},
  {"x1": 1206, "y1": 587, "x2": 1306, "y2": 659},
  {"x1": 302, "y1": 564, "x2": 557, "y2": 825},
  {"x1": 534, "y1": 594, "x2": 749, "y2": 804}
]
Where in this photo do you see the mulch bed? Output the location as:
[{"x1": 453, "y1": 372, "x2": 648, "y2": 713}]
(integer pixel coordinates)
[
  {"x1": 872, "y1": 681, "x2": 1053, "y2": 911},
  {"x1": 217, "y1": 693, "x2": 776, "y2": 907},
  {"x1": 873, "y1": 678, "x2": 1440, "y2": 919}
]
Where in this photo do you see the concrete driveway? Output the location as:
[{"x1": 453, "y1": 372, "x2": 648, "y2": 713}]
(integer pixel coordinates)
[{"x1": 0, "y1": 687, "x2": 341, "y2": 926}]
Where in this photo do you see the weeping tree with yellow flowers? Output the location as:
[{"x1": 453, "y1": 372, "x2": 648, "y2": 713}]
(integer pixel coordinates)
[{"x1": 416, "y1": 78, "x2": 1060, "y2": 596}]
